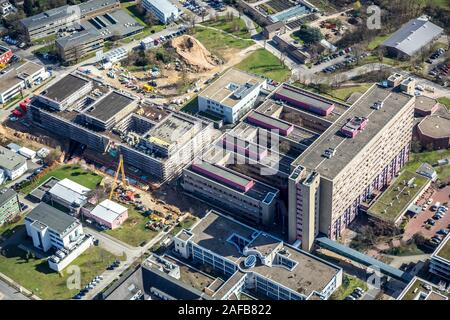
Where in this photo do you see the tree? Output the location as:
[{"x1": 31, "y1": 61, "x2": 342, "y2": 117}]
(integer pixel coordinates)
[
  {"x1": 145, "y1": 12, "x2": 158, "y2": 26},
  {"x1": 294, "y1": 25, "x2": 323, "y2": 44},
  {"x1": 23, "y1": 0, "x2": 34, "y2": 16}
]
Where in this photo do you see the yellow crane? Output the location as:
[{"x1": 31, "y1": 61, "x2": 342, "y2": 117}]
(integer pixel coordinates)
[{"x1": 109, "y1": 154, "x2": 127, "y2": 200}]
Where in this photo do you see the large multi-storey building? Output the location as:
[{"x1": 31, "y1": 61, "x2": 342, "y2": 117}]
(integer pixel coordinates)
[
  {"x1": 173, "y1": 210, "x2": 342, "y2": 300},
  {"x1": 289, "y1": 83, "x2": 415, "y2": 251},
  {"x1": 28, "y1": 72, "x2": 213, "y2": 181},
  {"x1": 56, "y1": 30, "x2": 104, "y2": 64},
  {"x1": 142, "y1": 0, "x2": 180, "y2": 24},
  {"x1": 0, "y1": 188, "x2": 21, "y2": 226},
  {"x1": 198, "y1": 68, "x2": 267, "y2": 124},
  {"x1": 20, "y1": 0, "x2": 120, "y2": 42}
]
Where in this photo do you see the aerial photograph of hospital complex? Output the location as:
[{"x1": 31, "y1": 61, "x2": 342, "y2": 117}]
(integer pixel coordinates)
[{"x1": 0, "y1": 0, "x2": 449, "y2": 305}]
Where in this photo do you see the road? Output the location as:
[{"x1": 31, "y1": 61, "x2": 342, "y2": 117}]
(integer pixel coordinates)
[{"x1": 0, "y1": 279, "x2": 29, "y2": 300}]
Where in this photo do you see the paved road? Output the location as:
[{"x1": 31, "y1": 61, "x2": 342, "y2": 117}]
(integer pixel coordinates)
[{"x1": 0, "y1": 280, "x2": 29, "y2": 300}]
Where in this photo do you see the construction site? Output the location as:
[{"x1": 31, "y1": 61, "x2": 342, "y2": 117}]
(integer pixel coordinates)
[
  {"x1": 24, "y1": 71, "x2": 217, "y2": 184},
  {"x1": 82, "y1": 35, "x2": 231, "y2": 107}
]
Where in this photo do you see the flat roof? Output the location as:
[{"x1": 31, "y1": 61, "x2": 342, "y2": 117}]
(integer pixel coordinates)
[
  {"x1": 81, "y1": 9, "x2": 145, "y2": 38},
  {"x1": 145, "y1": 0, "x2": 179, "y2": 17},
  {"x1": 90, "y1": 199, "x2": 127, "y2": 224},
  {"x1": 187, "y1": 211, "x2": 340, "y2": 297},
  {"x1": 49, "y1": 178, "x2": 91, "y2": 205},
  {"x1": 399, "y1": 277, "x2": 449, "y2": 300},
  {"x1": 294, "y1": 85, "x2": 414, "y2": 180},
  {"x1": 84, "y1": 91, "x2": 135, "y2": 122},
  {"x1": 200, "y1": 68, "x2": 265, "y2": 108},
  {"x1": 40, "y1": 73, "x2": 91, "y2": 103},
  {"x1": 78, "y1": 0, "x2": 119, "y2": 15},
  {"x1": 247, "y1": 110, "x2": 293, "y2": 132},
  {"x1": 146, "y1": 114, "x2": 195, "y2": 146},
  {"x1": 0, "y1": 188, "x2": 17, "y2": 206},
  {"x1": 0, "y1": 146, "x2": 26, "y2": 171},
  {"x1": 274, "y1": 84, "x2": 335, "y2": 114},
  {"x1": 27, "y1": 202, "x2": 79, "y2": 236},
  {"x1": 0, "y1": 61, "x2": 44, "y2": 93},
  {"x1": 191, "y1": 161, "x2": 253, "y2": 191},
  {"x1": 415, "y1": 96, "x2": 438, "y2": 112},
  {"x1": 20, "y1": 5, "x2": 75, "y2": 29},
  {"x1": 56, "y1": 29, "x2": 102, "y2": 50},
  {"x1": 434, "y1": 233, "x2": 450, "y2": 261},
  {"x1": 417, "y1": 115, "x2": 450, "y2": 139}
]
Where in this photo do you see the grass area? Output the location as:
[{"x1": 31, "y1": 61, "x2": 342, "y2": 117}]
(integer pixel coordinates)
[
  {"x1": 359, "y1": 54, "x2": 400, "y2": 67},
  {"x1": 31, "y1": 34, "x2": 57, "y2": 45},
  {"x1": 0, "y1": 215, "x2": 25, "y2": 240},
  {"x1": 382, "y1": 242, "x2": 426, "y2": 256},
  {"x1": 326, "y1": 84, "x2": 372, "y2": 102},
  {"x1": 367, "y1": 34, "x2": 391, "y2": 50},
  {"x1": 438, "y1": 97, "x2": 450, "y2": 110},
  {"x1": 122, "y1": 2, "x2": 147, "y2": 27},
  {"x1": 330, "y1": 274, "x2": 368, "y2": 300},
  {"x1": 0, "y1": 245, "x2": 119, "y2": 300},
  {"x1": 290, "y1": 32, "x2": 305, "y2": 45},
  {"x1": 192, "y1": 27, "x2": 253, "y2": 59},
  {"x1": 369, "y1": 171, "x2": 429, "y2": 223},
  {"x1": 170, "y1": 216, "x2": 198, "y2": 236},
  {"x1": 105, "y1": 208, "x2": 158, "y2": 247},
  {"x1": 21, "y1": 165, "x2": 103, "y2": 195},
  {"x1": 202, "y1": 17, "x2": 251, "y2": 39},
  {"x1": 235, "y1": 48, "x2": 291, "y2": 82},
  {"x1": 32, "y1": 44, "x2": 57, "y2": 55},
  {"x1": 403, "y1": 149, "x2": 450, "y2": 180}
]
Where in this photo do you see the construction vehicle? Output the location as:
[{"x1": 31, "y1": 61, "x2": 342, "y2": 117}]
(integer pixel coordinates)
[
  {"x1": 143, "y1": 84, "x2": 154, "y2": 93},
  {"x1": 109, "y1": 154, "x2": 132, "y2": 200}
]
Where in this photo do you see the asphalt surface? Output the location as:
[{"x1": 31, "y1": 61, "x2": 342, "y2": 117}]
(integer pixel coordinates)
[{"x1": 0, "y1": 279, "x2": 29, "y2": 300}]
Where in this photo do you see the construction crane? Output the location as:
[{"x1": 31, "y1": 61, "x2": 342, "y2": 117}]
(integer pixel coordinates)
[{"x1": 109, "y1": 154, "x2": 127, "y2": 200}]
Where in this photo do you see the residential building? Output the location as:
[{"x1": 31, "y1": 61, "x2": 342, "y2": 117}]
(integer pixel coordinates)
[
  {"x1": 430, "y1": 233, "x2": 450, "y2": 281},
  {"x1": 0, "y1": 188, "x2": 21, "y2": 225},
  {"x1": 48, "y1": 178, "x2": 91, "y2": 212},
  {"x1": 380, "y1": 16, "x2": 444, "y2": 59},
  {"x1": 142, "y1": 0, "x2": 180, "y2": 24},
  {"x1": 0, "y1": 61, "x2": 46, "y2": 104},
  {"x1": 198, "y1": 68, "x2": 266, "y2": 124},
  {"x1": 81, "y1": 199, "x2": 128, "y2": 230},
  {"x1": 397, "y1": 276, "x2": 448, "y2": 300},
  {"x1": 173, "y1": 210, "x2": 342, "y2": 300},
  {"x1": 182, "y1": 161, "x2": 279, "y2": 227},
  {"x1": 414, "y1": 96, "x2": 439, "y2": 116},
  {"x1": 56, "y1": 29, "x2": 104, "y2": 64},
  {"x1": 0, "y1": 146, "x2": 28, "y2": 180},
  {"x1": 25, "y1": 203, "x2": 92, "y2": 271},
  {"x1": 289, "y1": 83, "x2": 415, "y2": 251},
  {"x1": 0, "y1": 45, "x2": 12, "y2": 65}
]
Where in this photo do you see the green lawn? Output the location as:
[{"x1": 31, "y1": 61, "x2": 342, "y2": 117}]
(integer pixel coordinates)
[
  {"x1": 170, "y1": 216, "x2": 198, "y2": 236},
  {"x1": 0, "y1": 245, "x2": 119, "y2": 300},
  {"x1": 192, "y1": 27, "x2": 253, "y2": 59},
  {"x1": 438, "y1": 97, "x2": 450, "y2": 110},
  {"x1": 330, "y1": 274, "x2": 368, "y2": 300},
  {"x1": 403, "y1": 149, "x2": 450, "y2": 180},
  {"x1": 180, "y1": 96, "x2": 199, "y2": 114},
  {"x1": 105, "y1": 208, "x2": 158, "y2": 247},
  {"x1": 367, "y1": 34, "x2": 391, "y2": 50},
  {"x1": 0, "y1": 215, "x2": 25, "y2": 240},
  {"x1": 326, "y1": 84, "x2": 372, "y2": 102},
  {"x1": 290, "y1": 31, "x2": 305, "y2": 45},
  {"x1": 21, "y1": 165, "x2": 103, "y2": 195},
  {"x1": 202, "y1": 17, "x2": 251, "y2": 39},
  {"x1": 369, "y1": 171, "x2": 430, "y2": 223},
  {"x1": 235, "y1": 48, "x2": 291, "y2": 82},
  {"x1": 382, "y1": 242, "x2": 426, "y2": 256}
]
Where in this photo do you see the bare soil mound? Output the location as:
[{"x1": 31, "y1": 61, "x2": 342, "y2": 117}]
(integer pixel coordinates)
[{"x1": 170, "y1": 35, "x2": 220, "y2": 71}]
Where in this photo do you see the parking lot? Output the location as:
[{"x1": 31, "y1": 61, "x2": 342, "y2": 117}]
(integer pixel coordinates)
[{"x1": 403, "y1": 185, "x2": 450, "y2": 244}]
